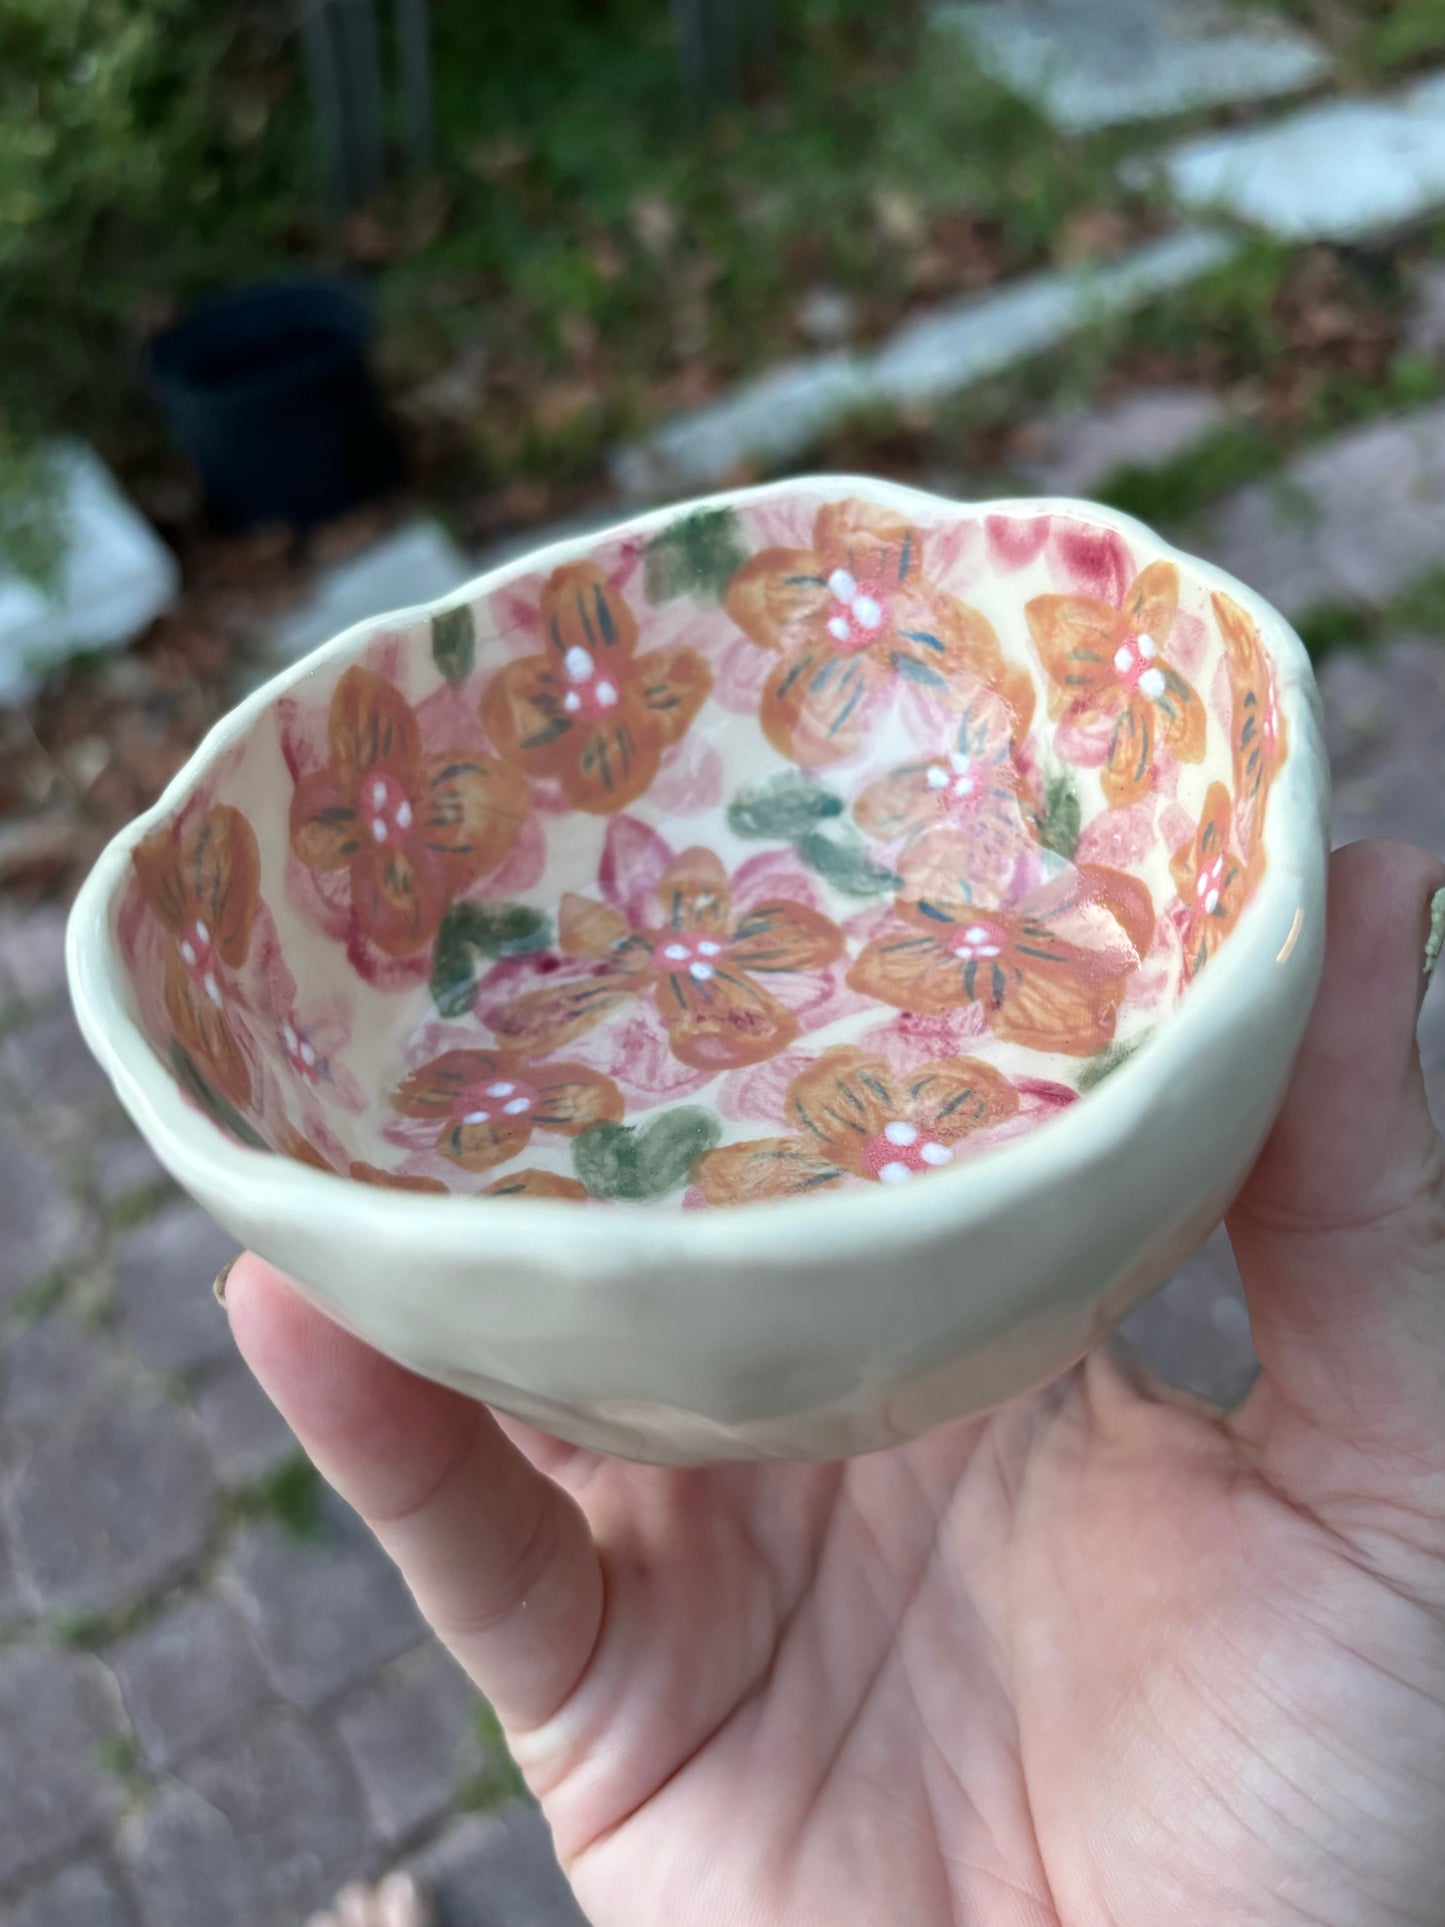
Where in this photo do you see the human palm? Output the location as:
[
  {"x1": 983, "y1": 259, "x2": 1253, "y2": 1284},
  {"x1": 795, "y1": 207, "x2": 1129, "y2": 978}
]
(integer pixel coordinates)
[{"x1": 232, "y1": 842, "x2": 1445, "y2": 1927}]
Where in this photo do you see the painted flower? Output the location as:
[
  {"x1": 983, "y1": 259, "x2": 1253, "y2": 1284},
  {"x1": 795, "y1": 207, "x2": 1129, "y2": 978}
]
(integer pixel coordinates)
[
  {"x1": 848, "y1": 851, "x2": 1155, "y2": 1057},
  {"x1": 483, "y1": 1169, "x2": 589, "y2": 1201},
  {"x1": 1026, "y1": 560, "x2": 1205, "y2": 807},
  {"x1": 1171, "y1": 782, "x2": 1247, "y2": 980},
  {"x1": 695, "y1": 1045, "x2": 1018, "y2": 1203},
  {"x1": 1213, "y1": 590, "x2": 1286, "y2": 863},
  {"x1": 723, "y1": 499, "x2": 1035, "y2": 769},
  {"x1": 481, "y1": 562, "x2": 711, "y2": 813},
  {"x1": 289, "y1": 667, "x2": 529, "y2": 958},
  {"x1": 132, "y1": 804, "x2": 260, "y2": 1106},
  {"x1": 349, "y1": 1160, "x2": 450, "y2": 1194},
  {"x1": 852, "y1": 694, "x2": 1037, "y2": 893},
  {"x1": 485, "y1": 846, "x2": 845, "y2": 1072},
  {"x1": 391, "y1": 1047, "x2": 623, "y2": 1174}
]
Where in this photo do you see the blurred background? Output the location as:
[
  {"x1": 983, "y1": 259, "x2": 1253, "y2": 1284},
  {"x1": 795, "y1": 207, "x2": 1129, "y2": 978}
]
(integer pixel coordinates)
[{"x1": 1, "y1": 0, "x2": 1443, "y2": 1921}]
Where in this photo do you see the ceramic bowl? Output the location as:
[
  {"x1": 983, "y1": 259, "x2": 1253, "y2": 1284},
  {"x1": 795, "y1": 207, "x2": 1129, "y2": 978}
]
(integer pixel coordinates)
[{"x1": 67, "y1": 478, "x2": 1329, "y2": 1463}]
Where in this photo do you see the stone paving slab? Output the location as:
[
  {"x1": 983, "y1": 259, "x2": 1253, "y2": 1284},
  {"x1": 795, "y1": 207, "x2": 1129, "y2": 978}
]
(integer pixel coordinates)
[
  {"x1": 192, "y1": 1361, "x2": 299, "y2": 1491},
  {"x1": 109, "y1": 1593, "x2": 273, "y2": 1772},
  {"x1": 1203, "y1": 399, "x2": 1445, "y2": 619},
  {"x1": 112, "y1": 1202, "x2": 239, "y2": 1376},
  {"x1": 940, "y1": 0, "x2": 1330, "y2": 134},
  {"x1": 269, "y1": 519, "x2": 474, "y2": 666},
  {"x1": 406, "y1": 1808, "x2": 589, "y2": 1927},
  {"x1": 0, "y1": 1118, "x2": 93, "y2": 1312},
  {"x1": 1, "y1": 1857, "x2": 138, "y2": 1927},
  {"x1": 334, "y1": 1643, "x2": 488, "y2": 1851},
  {"x1": 0, "y1": 1645, "x2": 124, "y2": 1890},
  {"x1": 614, "y1": 228, "x2": 1236, "y2": 495},
  {"x1": 1013, "y1": 384, "x2": 1227, "y2": 497},
  {"x1": 118, "y1": 1711, "x2": 374, "y2": 1927},
  {"x1": 0, "y1": 900, "x2": 67, "y2": 1007},
  {"x1": 7, "y1": 1389, "x2": 215, "y2": 1617},
  {"x1": 221, "y1": 1500, "x2": 424, "y2": 1709},
  {"x1": 0, "y1": 1308, "x2": 116, "y2": 1439},
  {"x1": 1155, "y1": 69, "x2": 1445, "y2": 242},
  {"x1": 0, "y1": 1002, "x2": 114, "y2": 1115}
]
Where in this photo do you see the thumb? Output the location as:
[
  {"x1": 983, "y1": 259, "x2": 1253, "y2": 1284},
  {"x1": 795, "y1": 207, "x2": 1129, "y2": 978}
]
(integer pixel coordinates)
[{"x1": 1230, "y1": 840, "x2": 1445, "y2": 1474}]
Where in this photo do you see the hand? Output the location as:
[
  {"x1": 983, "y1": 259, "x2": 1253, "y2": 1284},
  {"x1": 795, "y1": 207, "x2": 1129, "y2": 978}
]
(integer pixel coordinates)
[{"x1": 227, "y1": 840, "x2": 1445, "y2": 1927}]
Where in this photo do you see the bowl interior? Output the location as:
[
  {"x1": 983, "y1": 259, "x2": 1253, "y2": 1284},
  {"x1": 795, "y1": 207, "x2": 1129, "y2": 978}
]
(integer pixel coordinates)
[{"x1": 110, "y1": 488, "x2": 1291, "y2": 1208}]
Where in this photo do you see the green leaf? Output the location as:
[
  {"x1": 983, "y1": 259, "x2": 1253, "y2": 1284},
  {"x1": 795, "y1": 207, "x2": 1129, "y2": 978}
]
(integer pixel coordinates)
[
  {"x1": 431, "y1": 603, "x2": 476, "y2": 683},
  {"x1": 572, "y1": 1106, "x2": 722, "y2": 1202},
  {"x1": 796, "y1": 828, "x2": 901, "y2": 899},
  {"x1": 643, "y1": 508, "x2": 749, "y2": 605},
  {"x1": 1077, "y1": 1035, "x2": 1147, "y2": 1092},
  {"x1": 727, "y1": 770, "x2": 844, "y2": 843},
  {"x1": 430, "y1": 901, "x2": 551, "y2": 1018},
  {"x1": 170, "y1": 1045, "x2": 270, "y2": 1150},
  {"x1": 1036, "y1": 768, "x2": 1082, "y2": 862}
]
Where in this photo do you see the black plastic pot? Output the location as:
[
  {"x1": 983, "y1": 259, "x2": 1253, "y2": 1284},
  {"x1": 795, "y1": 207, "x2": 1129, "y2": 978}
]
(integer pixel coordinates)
[{"x1": 147, "y1": 280, "x2": 403, "y2": 531}]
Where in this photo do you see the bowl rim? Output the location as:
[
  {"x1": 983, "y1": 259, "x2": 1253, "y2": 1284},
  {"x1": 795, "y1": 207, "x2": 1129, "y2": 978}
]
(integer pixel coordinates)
[{"x1": 66, "y1": 475, "x2": 1329, "y2": 1274}]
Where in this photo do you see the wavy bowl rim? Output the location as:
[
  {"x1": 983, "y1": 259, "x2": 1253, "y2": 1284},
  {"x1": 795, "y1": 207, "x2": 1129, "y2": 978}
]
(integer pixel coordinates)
[{"x1": 66, "y1": 476, "x2": 1329, "y2": 1278}]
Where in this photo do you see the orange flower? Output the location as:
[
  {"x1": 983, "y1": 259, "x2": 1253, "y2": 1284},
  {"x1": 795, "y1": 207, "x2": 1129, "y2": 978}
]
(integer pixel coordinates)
[
  {"x1": 1171, "y1": 782, "x2": 1247, "y2": 980},
  {"x1": 1026, "y1": 561, "x2": 1205, "y2": 807},
  {"x1": 483, "y1": 1169, "x2": 588, "y2": 1200},
  {"x1": 852, "y1": 694, "x2": 1038, "y2": 894},
  {"x1": 1213, "y1": 591, "x2": 1286, "y2": 864},
  {"x1": 847, "y1": 847, "x2": 1155, "y2": 1057},
  {"x1": 290, "y1": 667, "x2": 528, "y2": 958},
  {"x1": 695, "y1": 1045, "x2": 1018, "y2": 1203},
  {"x1": 481, "y1": 563, "x2": 711, "y2": 813},
  {"x1": 275, "y1": 1121, "x2": 335, "y2": 1171},
  {"x1": 485, "y1": 847, "x2": 845, "y2": 1071},
  {"x1": 724, "y1": 499, "x2": 1035, "y2": 769},
  {"x1": 391, "y1": 1046, "x2": 623, "y2": 1174},
  {"x1": 132, "y1": 804, "x2": 260, "y2": 1106}
]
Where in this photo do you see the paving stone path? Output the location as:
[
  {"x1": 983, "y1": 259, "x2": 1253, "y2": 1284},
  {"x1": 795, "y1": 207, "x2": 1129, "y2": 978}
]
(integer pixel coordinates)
[
  {"x1": 1, "y1": 609, "x2": 1441, "y2": 1923},
  {"x1": 0, "y1": 910, "x2": 587, "y2": 1922}
]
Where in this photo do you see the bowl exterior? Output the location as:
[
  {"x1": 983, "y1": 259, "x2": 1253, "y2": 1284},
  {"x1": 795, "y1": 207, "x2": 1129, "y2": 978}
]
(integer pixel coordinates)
[
  {"x1": 67, "y1": 478, "x2": 1330, "y2": 1463},
  {"x1": 155, "y1": 846, "x2": 1322, "y2": 1463}
]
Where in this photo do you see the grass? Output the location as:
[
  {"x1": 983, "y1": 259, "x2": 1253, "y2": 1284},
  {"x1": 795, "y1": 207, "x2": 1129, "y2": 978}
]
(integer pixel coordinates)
[
  {"x1": 10, "y1": 1267, "x2": 70, "y2": 1324},
  {"x1": 1227, "y1": 0, "x2": 1445, "y2": 79},
  {"x1": 3, "y1": 0, "x2": 1151, "y2": 507},
  {"x1": 226, "y1": 1453, "x2": 328, "y2": 1543},
  {"x1": 95, "y1": 1731, "x2": 145, "y2": 1788},
  {"x1": 458, "y1": 1698, "x2": 530, "y2": 1811},
  {"x1": 1291, "y1": 563, "x2": 1445, "y2": 658}
]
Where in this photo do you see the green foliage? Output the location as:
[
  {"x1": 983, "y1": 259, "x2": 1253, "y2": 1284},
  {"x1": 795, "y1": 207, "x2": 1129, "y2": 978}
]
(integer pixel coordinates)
[
  {"x1": 229, "y1": 1453, "x2": 328, "y2": 1542},
  {"x1": 0, "y1": 0, "x2": 305, "y2": 442},
  {"x1": 727, "y1": 770, "x2": 843, "y2": 842},
  {"x1": 11, "y1": 1266, "x2": 70, "y2": 1323},
  {"x1": 0, "y1": 436, "x2": 65, "y2": 588},
  {"x1": 460, "y1": 1699, "x2": 531, "y2": 1811},
  {"x1": 95, "y1": 1732, "x2": 143, "y2": 1787},
  {"x1": 431, "y1": 603, "x2": 477, "y2": 683},
  {"x1": 1097, "y1": 425, "x2": 1281, "y2": 530},
  {"x1": 795, "y1": 826, "x2": 901, "y2": 898},
  {"x1": 644, "y1": 508, "x2": 749, "y2": 605},
  {"x1": 1077, "y1": 1036, "x2": 1146, "y2": 1092},
  {"x1": 1034, "y1": 769, "x2": 1082, "y2": 862},
  {"x1": 572, "y1": 1106, "x2": 721, "y2": 1201},
  {"x1": 430, "y1": 901, "x2": 551, "y2": 1017}
]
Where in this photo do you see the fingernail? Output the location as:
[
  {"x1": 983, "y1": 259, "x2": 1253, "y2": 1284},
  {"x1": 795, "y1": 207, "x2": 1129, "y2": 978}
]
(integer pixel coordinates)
[
  {"x1": 213, "y1": 1256, "x2": 238, "y2": 1307},
  {"x1": 1426, "y1": 885, "x2": 1445, "y2": 980}
]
